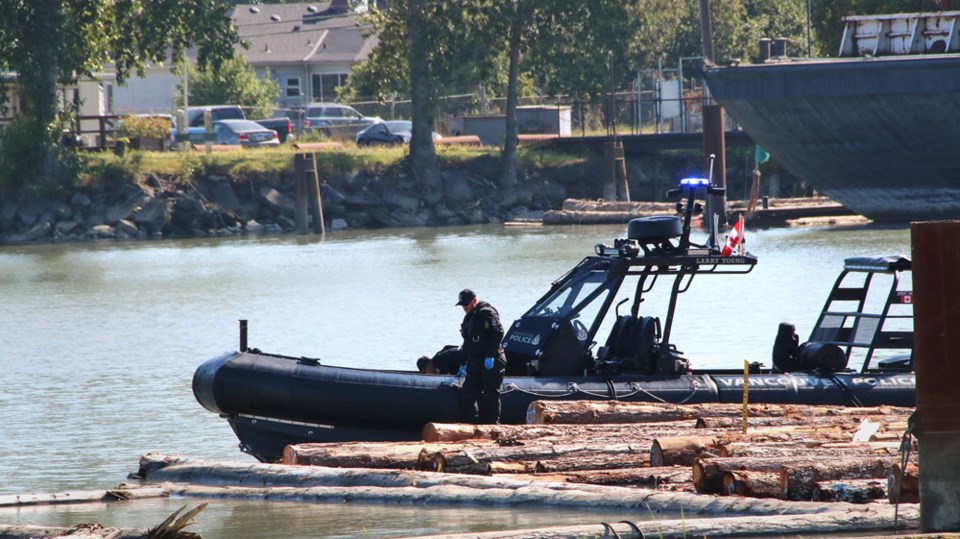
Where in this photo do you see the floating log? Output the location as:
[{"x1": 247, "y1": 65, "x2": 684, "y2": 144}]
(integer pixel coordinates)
[
  {"x1": 696, "y1": 415, "x2": 905, "y2": 431},
  {"x1": 525, "y1": 400, "x2": 912, "y2": 425},
  {"x1": 812, "y1": 479, "x2": 886, "y2": 503},
  {"x1": 141, "y1": 454, "x2": 897, "y2": 518},
  {"x1": 693, "y1": 456, "x2": 794, "y2": 494},
  {"x1": 502, "y1": 466, "x2": 692, "y2": 488},
  {"x1": 400, "y1": 508, "x2": 916, "y2": 539},
  {"x1": 888, "y1": 462, "x2": 919, "y2": 503},
  {"x1": 0, "y1": 502, "x2": 205, "y2": 538},
  {"x1": 719, "y1": 440, "x2": 902, "y2": 459},
  {"x1": 650, "y1": 436, "x2": 718, "y2": 467},
  {"x1": 0, "y1": 484, "x2": 168, "y2": 507},
  {"x1": 282, "y1": 441, "x2": 487, "y2": 468},
  {"x1": 657, "y1": 427, "x2": 853, "y2": 467},
  {"x1": 431, "y1": 442, "x2": 649, "y2": 475},
  {"x1": 422, "y1": 421, "x2": 703, "y2": 443},
  {"x1": 722, "y1": 470, "x2": 782, "y2": 498},
  {"x1": 534, "y1": 452, "x2": 651, "y2": 473},
  {"x1": 780, "y1": 456, "x2": 904, "y2": 500}
]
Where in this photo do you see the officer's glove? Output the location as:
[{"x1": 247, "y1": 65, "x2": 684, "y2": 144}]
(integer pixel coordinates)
[
  {"x1": 484, "y1": 357, "x2": 494, "y2": 370},
  {"x1": 457, "y1": 364, "x2": 467, "y2": 377}
]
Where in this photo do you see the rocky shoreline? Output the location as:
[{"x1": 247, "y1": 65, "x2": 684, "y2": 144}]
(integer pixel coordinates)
[
  {"x1": 0, "y1": 157, "x2": 604, "y2": 244},
  {"x1": 0, "y1": 151, "x2": 817, "y2": 245}
]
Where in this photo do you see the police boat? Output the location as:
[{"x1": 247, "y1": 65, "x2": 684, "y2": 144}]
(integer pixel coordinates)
[{"x1": 193, "y1": 178, "x2": 915, "y2": 463}]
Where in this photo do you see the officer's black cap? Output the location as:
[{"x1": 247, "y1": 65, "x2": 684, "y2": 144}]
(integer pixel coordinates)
[{"x1": 456, "y1": 289, "x2": 476, "y2": 306}]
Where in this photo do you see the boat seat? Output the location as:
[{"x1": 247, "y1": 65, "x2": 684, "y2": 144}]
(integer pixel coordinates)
[{"x1": 596, "y1": 315, "x2": 660, "y2": 374}]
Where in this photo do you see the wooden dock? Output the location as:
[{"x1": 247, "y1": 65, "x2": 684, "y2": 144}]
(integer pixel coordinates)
[{"x1": 539, "y1": 197, "x2": 865, "y2": 228}]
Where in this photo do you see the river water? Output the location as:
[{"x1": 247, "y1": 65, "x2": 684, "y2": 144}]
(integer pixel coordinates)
[{"x1": 0, "y1": 222, "x2": 911, "y2": 537}]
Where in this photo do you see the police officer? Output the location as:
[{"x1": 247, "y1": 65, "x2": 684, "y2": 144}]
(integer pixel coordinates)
[{"x1": 455, "y1": 288, "x2": 507, "y2": 423}]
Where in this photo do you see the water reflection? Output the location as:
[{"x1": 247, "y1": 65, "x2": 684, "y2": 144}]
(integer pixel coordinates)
[{"x1": 2, "y1": 498, "x2": 678, "y2": 538}]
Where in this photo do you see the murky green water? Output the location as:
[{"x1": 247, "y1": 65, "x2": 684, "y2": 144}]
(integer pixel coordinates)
[{"x1": 0, "y1": 223, "x2": 910, "y2": 536}]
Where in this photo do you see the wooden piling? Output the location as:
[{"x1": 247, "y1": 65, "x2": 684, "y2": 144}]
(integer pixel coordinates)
[{"x1": 911, "y1": 220, "x2": 960, "y2": 531}]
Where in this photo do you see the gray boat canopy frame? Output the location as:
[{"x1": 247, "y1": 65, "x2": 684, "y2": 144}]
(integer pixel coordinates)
[
  {"x1": 503, "y1": 177, "x2": 760, "y2": 378},
  {"x1": 502, "y1": 178, "x2": 913, "y2": 379}
]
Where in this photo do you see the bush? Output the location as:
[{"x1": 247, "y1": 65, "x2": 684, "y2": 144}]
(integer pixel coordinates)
[{"x1": 119, "y1": 115, "x2": 173, "y2": 140}]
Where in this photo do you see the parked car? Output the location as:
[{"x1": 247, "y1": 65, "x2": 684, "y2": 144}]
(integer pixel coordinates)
[
  {"x1": 185, "y1": 105, "x2": 294, "y2": 143},
  {"x1": 303, "y1": 103, "x2": 380, "y2": 130},
  {"x1": 355, "y1": 120, "x2": 441, "y2": 147},
  {"x1": 212, "y1": 119, "x2": 280, "y2": 147}
]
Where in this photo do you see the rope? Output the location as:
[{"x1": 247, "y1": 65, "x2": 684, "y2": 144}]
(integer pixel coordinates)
[{"x1": 894, "y1": 411, "x2": 917, "y2": 530}]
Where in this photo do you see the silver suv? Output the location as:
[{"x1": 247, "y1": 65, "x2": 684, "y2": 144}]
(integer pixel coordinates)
[{"x1": 303, "y1": 103, "x2": 380, "y2": 130}]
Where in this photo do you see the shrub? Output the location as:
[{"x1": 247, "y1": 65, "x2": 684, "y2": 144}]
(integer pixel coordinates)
[{"x1": 119, "y1": 115, "x2": 174, "y2": 140}]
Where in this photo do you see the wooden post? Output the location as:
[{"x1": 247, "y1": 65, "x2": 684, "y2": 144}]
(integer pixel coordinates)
[
  {"x1": 703, "y1": 105, "x2": 726, "y2": 224},
  {"x1": 294, "y1": 154, "x2": 308, "y2": 234},
  {"x1": 911, "y1": 220, "x2": 960, "y2": 532},
  {"x1": 603, "y1": 141, "x2": 617, "y2": 200},
  {"x1": 304, "y1": 153, "x2": 326, "y2": 235},
  {"x1": 613, "y1": 140, "x2": 630, "y2": 201}
]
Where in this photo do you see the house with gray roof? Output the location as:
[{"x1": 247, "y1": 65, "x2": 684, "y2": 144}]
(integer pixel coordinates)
[{"x1": 233, "y1": 1, "x2": 380, "y2": 109}]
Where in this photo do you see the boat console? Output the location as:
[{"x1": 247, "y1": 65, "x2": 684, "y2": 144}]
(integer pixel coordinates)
[{"x1": 503, "y1": 178, "x2": 757, "y2": 377}]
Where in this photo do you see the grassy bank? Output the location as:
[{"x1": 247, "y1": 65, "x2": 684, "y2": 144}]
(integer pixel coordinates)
[{"x1": 75, "y1": 144, "x2": 594, "y2": 191}]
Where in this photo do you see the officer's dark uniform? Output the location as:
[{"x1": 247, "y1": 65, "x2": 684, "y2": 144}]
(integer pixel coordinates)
[{"x1": 457, "y1": 292, "x2": 507, "y2": 424}]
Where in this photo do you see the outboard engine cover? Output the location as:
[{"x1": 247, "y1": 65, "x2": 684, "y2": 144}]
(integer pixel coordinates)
[{"x1": 799, "y1": 341, "x2": 848, "y2": 372}]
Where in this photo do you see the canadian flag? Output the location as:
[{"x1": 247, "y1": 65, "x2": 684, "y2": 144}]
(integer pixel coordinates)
[{"x1": 721, "y1": 214, "x2": 745, "y2": 257}]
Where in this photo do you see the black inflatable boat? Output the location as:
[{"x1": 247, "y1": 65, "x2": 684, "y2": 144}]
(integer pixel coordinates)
[{"x1": 194, "y1": 178, "x2": 915, "y2": 462}]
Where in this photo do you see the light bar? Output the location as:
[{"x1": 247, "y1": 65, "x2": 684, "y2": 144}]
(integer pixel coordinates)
[{"x1": 680, "y1": 177, "x2": 710, "y2": 187}]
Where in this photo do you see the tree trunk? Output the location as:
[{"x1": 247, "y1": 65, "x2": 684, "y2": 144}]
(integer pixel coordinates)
[
  {"x1": 502, "y1": 466, "x2": 692, "y2": 488},
  {"x1": 650, "y1": 436, "x2": 718, "y2": 467},
  {"x1": 499, "y1": 1, "x2": 526, "y2": 190},
  {"x1": 693, "y1": 456, "x2": 792, "y2": 494},
  {"x1": 719, "y1": 440, "x2": 902, "y2": 459},
  {"x1": 406, "y1": 0, "x2": 442, "y2": 191},
  {"x1": 525, "y1": 400, "x2": 912, "y2": 425},
  {"x1": 283, "y1": 441, "x2": 483, "y2": 469},
  {"x1": 423, "y1": 420, "x2": 710, "y2": 443},
  {"x1": 722, "y1": 470, "x2": 782, "y2": 498},
  {"x1": 431, "y1": 441, "x2": 647, "y2": 475},
  {"x1": 779, "y1": 456, "x2": 904, "y2": 500},
  {"x1": 812, "y1": 479, "x2": 886, "y2": 503},
  {"x1": 16, "y1": 0, "x2": 63, "y2": 190}
]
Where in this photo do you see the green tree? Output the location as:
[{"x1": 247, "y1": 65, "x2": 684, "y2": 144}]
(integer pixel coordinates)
[
  {"x1": 176, "y1": 55, "x2": 281, "y2": 119},
  {"x1": 0, "y1": 0, "x2": 237, "y2": 194},
  {"x1": 343, "y1": 0, "x2": 500, "y2": 191},
  {"x1": 499, "y1": 0, "x2": 635, "y2": 188}
]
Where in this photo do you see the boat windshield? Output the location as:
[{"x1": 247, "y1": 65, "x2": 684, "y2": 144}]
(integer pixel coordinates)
[{"x1": 526, "y1": 270, "x2": 611, "y2": 324}]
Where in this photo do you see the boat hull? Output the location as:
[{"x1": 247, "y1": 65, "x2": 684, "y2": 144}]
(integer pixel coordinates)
[
  {"x1": 703, "y1": 55, "x2": 960, "y2": 223},
  {"x1": 195, "y1": 351, "x2": 915, "y2": 462}
]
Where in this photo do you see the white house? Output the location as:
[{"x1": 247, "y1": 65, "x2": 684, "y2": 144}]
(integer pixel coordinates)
[
  {"x1": 1, "y1": 1, "x2": 379, "y2": 146},
  {"x1": 232, "y1": 1, "x2": 380, "y2": 110}
]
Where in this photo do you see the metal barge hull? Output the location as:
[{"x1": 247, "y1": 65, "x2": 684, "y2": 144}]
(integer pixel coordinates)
[{"x1": 703, "y1": 54, "x2": 960, "y2": 223}]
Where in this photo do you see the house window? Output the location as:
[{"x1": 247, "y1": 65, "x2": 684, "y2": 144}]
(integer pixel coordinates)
[
  {"x1": 286, "y1": 77, "x2": 301, "y2": 98},
  {"x1": 311, "y1": 73, "x2": 349, "y2": 101}
]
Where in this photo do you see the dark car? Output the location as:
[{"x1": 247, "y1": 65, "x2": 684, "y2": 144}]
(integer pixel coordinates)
[
  {"x1": 212, "y1": 119, "x2": 279, "y2": 147},
  {"x1": 355, "y1": 120, "x2": 441, "y2": 147}
]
